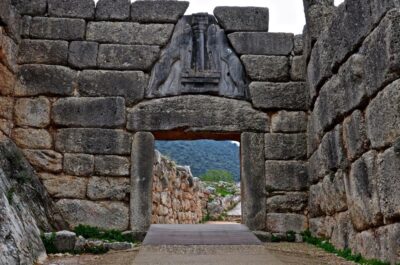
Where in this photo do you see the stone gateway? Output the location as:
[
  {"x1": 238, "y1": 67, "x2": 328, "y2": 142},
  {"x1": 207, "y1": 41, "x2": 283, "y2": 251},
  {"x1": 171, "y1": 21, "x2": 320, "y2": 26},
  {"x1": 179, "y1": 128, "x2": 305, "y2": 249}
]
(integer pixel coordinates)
[{"x1": 0, "y1": 0, "x2": 399, "y2": 264}]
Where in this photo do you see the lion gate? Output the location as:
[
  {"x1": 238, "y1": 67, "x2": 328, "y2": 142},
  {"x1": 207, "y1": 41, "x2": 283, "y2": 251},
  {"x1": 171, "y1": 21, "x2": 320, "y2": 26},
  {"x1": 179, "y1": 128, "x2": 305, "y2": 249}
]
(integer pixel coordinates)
[{"x1": 6, "y1": 0, "x2": 307, "y2": 236}]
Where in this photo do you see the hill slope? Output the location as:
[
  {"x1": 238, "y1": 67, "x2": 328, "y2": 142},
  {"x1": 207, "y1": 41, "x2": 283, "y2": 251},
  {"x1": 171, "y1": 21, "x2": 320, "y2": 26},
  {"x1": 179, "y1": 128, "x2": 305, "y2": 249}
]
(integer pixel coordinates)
[{"x1": 155, "y1": 140, "x2": 240, "y2": 182}]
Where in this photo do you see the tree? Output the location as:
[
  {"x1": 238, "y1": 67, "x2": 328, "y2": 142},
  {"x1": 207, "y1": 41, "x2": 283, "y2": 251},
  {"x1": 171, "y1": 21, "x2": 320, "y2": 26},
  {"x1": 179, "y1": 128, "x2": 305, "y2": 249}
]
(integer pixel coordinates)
[{"x1": 200, "y1": 169, "x2": 235, "y2": 183}]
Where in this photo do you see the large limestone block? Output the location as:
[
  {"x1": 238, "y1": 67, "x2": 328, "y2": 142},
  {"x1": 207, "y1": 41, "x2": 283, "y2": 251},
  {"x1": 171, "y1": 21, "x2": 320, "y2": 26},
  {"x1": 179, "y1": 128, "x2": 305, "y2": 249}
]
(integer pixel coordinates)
[
  {"x1": 290, "y1": 55, "x2": 306, "y2": 81},
  {"x1": 52, "y1": 97, "x2": 126, "y2": 128},
  {"x1": 345, "y1": 151, "x2": 382, "y2": 231},
  {"x1": 377, "y1": 147, "x2": 400, "y2": 221},
  {"x1": 265, "y1": 133, "x2": 307, "y2": 160},
  {"x1": 267, "y1": 192, "x2": 308, "y2": 213},
  {"x1": 68, "y1": 41, "x2": 98, "y2": 69},
  {"x1": 329, "y1": 211, "x2": 356, "y2": 250},
  {"x1": 0, "y1": 97, "x2": 13, "y2": 120},
  {"x1": 214, "y1": 7, "x2": 269, "y2": 32},
  {"x1": 22, "y1": 149, "x2": 63, "y2": 173},
  {"x1": 77, "y1": 70, "x2": 147, "y2": 106},
  {"x1": 39, "y1": 173, "x2": 87, "y2": 199},
  {"x1": 14, "y1": 97, "x2": 50, "y2": 128},
  {"x1": 55, "y1": 129, "x2": 131, "y2": 155},
  {"x1": 126, "y1": 95, "x2": 269, "y2": 133},
  {"x1": 366, "y1": 80, "x2": 400, "y2": 149},
  {"x1": 30, "y1": 17, "x2": 86, "y2": 40},
  {"x1": 15, "y1": 65, "x2": 76, "y2": 96},
  {"x1": 131, "y1": 132, "x2": 154, "y2": 232},
  {"x1": 271, "y1": 111, "x2": 307, "y2": 133},
  {"x1": 12, "y1": 128, "x2": 52, "y2": 149},
  {"x1": 0, "y1": 63, "x2": 15, "y2": 96},
  {"x1": 97, "y1": 44, "x2": 160, "y2": 71},
  {"x1": 87, "y1": 22, "x2": 174, "y2": 46},
  {"x1": 18, "y1": 39, "x2": 69, "y2": 65},
  {"x1": 265, "y1": 161, "x2": 308, "y2": 191},
  {"x1": 228, "y1": 32, "x2": 293, "y2": 55},
  {"x1": 266, "y1": 213, "x2": 307, "y2": 233},
  {"x1": 250, "y1": 82, "x2": 308, "y2": 110},
  {"x1": 63, "y1": 153, "x2": 94, "y2": 176},
  {"x1": 48, "y1": 0, "x2": 95, "y2": 19},
  {"x1": 130, "y1": 1, "x2": 189, "y2": 23},
  {"x1": 343, "y1": 110, "x2": 369, "y2": 161},
  {"x1": 95, "y1": 0, "x2": 130, "y2": 21},
  {"x1": 241, "y1": 55, "x2": 289, "y2": 81},
  {"x1": 56, "y1": 199, "x2": 129, "y2": 230},
  {"x1": 94, "y1": 155, "x2": 130, "y2": 176},
  {"x1": 87, "y1": 176, "x2": 130, "y2": 200},
  {"x1": 241, "y1": 133, "x2": 266, "y2": 231},
  {"x1": 12, "y1": 0, "x2": 47, "y2": 15}
]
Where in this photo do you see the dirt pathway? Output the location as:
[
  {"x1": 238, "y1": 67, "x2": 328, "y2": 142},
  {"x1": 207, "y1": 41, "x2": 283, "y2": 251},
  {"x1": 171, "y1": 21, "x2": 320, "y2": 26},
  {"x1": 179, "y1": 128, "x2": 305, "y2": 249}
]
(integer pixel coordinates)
[{"x1": 43, "y1": 243, "x2": 356, "y2": 265}]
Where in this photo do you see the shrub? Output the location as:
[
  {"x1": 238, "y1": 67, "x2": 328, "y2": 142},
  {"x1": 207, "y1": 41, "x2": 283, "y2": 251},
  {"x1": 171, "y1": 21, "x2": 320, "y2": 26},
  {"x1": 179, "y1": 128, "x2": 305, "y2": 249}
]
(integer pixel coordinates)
[
  {"x1": 200, "y1": 169, "x2": 235, "y2": 183},
  {"x1": 73, "y1": 224, "x2": 137, "y2": 243}
]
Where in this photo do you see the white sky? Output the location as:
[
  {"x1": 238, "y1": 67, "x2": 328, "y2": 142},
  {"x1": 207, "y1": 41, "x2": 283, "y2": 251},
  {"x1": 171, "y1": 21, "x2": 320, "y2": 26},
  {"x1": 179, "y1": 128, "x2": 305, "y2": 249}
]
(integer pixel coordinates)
[{"x1": 118, "y1": 0, "x2": 345, "y2": 34}]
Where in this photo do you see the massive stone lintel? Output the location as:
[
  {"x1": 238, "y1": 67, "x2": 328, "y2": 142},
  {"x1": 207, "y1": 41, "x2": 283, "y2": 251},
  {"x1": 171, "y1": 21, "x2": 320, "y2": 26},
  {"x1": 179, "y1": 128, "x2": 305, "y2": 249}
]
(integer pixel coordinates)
[
  {"x1": 126, "y1": 95, "x2": 269, "y2": 133},
  {"x1": 146, "y1": 14, "x2": 249, "y2": 100}
]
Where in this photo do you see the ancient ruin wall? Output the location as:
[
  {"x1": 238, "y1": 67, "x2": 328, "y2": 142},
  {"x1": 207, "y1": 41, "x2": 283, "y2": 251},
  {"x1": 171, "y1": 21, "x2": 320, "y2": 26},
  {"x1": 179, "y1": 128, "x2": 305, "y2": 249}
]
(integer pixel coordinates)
[
  {"x1": 0, "y1": 0, "x2": 310, "y2": 234},
  {"x1": 305, "y1": 0, "x2": 400, "y2": 263}
]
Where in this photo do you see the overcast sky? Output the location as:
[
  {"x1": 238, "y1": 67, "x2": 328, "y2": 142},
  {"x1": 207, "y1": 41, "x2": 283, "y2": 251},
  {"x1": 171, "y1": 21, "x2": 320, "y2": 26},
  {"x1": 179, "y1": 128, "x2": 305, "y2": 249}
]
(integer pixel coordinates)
[{"x1": 111, "y1": 0, "x2": 345, "y2": 34}]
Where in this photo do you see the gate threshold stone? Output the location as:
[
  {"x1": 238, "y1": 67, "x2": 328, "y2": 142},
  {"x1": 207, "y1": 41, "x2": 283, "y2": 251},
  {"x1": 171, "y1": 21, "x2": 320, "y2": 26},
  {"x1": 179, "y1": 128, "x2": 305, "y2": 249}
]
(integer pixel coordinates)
[{"x1": 142, "y1": 224, "x2": 261, "y2": 245}]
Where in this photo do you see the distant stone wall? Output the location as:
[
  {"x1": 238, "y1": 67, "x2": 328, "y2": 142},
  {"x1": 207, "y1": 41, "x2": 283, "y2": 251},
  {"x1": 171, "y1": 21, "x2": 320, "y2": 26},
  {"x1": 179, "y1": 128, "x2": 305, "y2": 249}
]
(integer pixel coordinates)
[
  {"x1": 152, "y1": 151, "x2": 209, "y2": 224},
  {"x1": 305, "y1": 0, "x2": 400, "y2": 263}
]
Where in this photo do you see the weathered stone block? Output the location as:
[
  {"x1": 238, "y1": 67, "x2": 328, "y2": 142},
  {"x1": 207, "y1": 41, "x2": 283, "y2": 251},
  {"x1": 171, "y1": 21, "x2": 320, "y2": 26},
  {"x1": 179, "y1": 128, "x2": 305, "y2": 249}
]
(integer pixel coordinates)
[
  {"x1": 241, "y1": 55, "x2": 289, "y2": 81},
  {"x1": 271, "y1": 111, "x2": 307, "y2": 133},
  {"x1": 375, "y1": 224, "x2": 400, "y2": 264},
  {"x1": 48, "y1": 0, "x2": 95, "y2": 19},
  {"x1": 377, "y1": 147, "x2": 400, "y2": 221},
  {"x1": 87, "y1": 176, "x2": 130, "y2": 200},
  {"x1": 266, "y1": 213, "x2": 307, "y2": 233},
  {"x1": 228, "y1": 32, "x2": 294, "y2": 55},
  {"x1": 78, "y1": 70, "x2": 147, "y2": 105},
  {"x1": 87, "y1": 22, "x2": 174, "y2": 46},
  {"x1": 0, "y1": 119, "x2": 12, "y2": 136},
  {"x1": 55, "y1": 129, "x2": 131, "y2": 155},
  {"x1": 15, "y1": 65, "x2": 76, "y2": 96},
  {"x1": 329, "y1": 211, "x2": 356, "y2": 250},
  {"x1": 265, "y1": 133, "x2": 307, "y2": 160},
  {"x1": 343, "y1": 110, "x2": 369, "y2": 161},
  {"x1": 52, "y1": 97, "x2": 126, "y2": 128},
  {"x1": 30, "y1": 17, "x2": 86, "y2": 40},
  {"x1": 56, "y1": 199, "x2": 129, "y2": 230},
  {"x1": 0, "y1": 0, "x2": 21, "y2": 42},
  {"x1": 97, "y1": 44, "x2": 160, "y2": 71},
  {"x1": 345, "y1": 151, "x2": 382, "y2": 231},
  {"x1": 290, "y1": 55, "x2": 306, "y2": 81},
  {"x1": 250, "y1": 82, "x2": 308, "y2": 110},
  {"x1": 14, "y1": 97, "x2": 50, "y2": 128},
  {"x1": 265, "y1": 161, "x2": 308, "y2": 191},
  {"x1": 95, "y1": 0, "x2": 130, "y2": 21},
  {"x1": 0, "y1": 30, "x2": 18, "y2": 73},
  {"x1": 63, "y1": 153, "x2": 94, "y2": 176},
  {"x1": 267, "y1": 192, "x2": 308, "y2": 213},
  {"x1": 0, "y1": 97, "x2": 13, "y2": 120},
  {"x1": 319, "y1": 125, "x2": 347, "y2": 172},
  {"x1": 130, "y1": 1, "x2": 189, "y2": 23},
  {"x1": 68, "y1": 41, "x2": 98, "y2": 69},
  {"x1": 241, "y1": 133, "x2": 266, "y2": 231},
  {"x1": 39, "y1": 173, "x2": 87, "y2": 199},
  {"x1": 213, "y1": 7, "x2": 269, "y2": 32},
  {"x1": 309, "y1": 170, "x2": 347, "y2": 217},
  {"x1": 12, "y1": 128, "x2": 52, "y2": 149},
  {"x1": 18, "y1": 40, "x2": 69, "y2": 65},
  {"x1": 293, "y1": 34, "x2": 303, "y2": 55},
  {"x1": 366, "y1": 80, "x2": 400, "y2": 149},
  {"x1": 127, "y1": 95, "x2": 270, "y2": 133},
  {"x1": 11, "y1": 0, "x2": 46, "y2": 15},
  {"x1": 21, "y1": 15, "x2": 31, "y2": 38},
  {"x1": 23, "y1": 149, "x2": 63, "y2": 173},
  {"x1": 94, "y1": 155, "x2": 130, "y2": 176},
  {"x1": 131, "y1": 132, "x2": 154, "y2": 232},
  {"x1": 0, "y1": 63, "x2": 15, "y2": 96},
  {"x1": 360, "y1": 9, "x2": 400, "y2": 97}
]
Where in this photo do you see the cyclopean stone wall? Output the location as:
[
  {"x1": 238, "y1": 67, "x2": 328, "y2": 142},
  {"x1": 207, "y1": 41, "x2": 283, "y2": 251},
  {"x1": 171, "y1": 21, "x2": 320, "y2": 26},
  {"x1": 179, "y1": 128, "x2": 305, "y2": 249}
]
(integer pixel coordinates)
[
  {"x1": 152, "y1": 151, "x2": 209, "y2": 225},
  {"x1": 304, "y1": 0, "x2": 400, "y2": 263}
]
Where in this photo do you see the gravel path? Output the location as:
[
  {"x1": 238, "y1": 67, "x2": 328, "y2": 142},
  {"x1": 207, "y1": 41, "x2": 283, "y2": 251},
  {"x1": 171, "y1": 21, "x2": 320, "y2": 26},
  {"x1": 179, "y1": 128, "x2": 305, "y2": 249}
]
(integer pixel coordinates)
[{"x1": 43, "y1": 243, "x2": 356, "y2": 265}]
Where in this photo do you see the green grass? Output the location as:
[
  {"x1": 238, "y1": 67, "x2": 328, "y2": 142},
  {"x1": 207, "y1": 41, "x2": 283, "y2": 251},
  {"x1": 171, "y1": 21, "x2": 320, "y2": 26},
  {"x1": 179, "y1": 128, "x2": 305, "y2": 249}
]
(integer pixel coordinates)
[
  {"x1": 301, "y1": 230, "x2": 394, "y2": 265},
  {"x1": 41, "y1": 232, "x2": 57, "y2": 254},
  {"x1": 73, "y1": 225, "x2": 137, "y2": 243}
]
